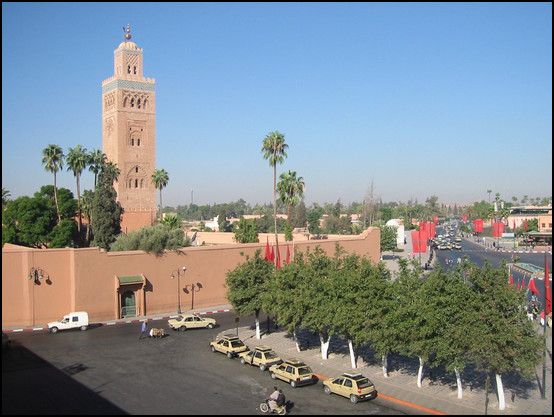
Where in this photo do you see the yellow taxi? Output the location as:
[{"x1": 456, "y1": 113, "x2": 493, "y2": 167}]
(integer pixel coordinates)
[
  {"x1": 268, "y1": 358, "x2": 318, "y2": 388},
  {"x1": 167, "y1": 313, "x2": 216, "y2": 331},
  {"x1": 209, "y1": 333, "x2": 248, "y2": 358},
  {"x1": 322, "y1": 371, "x2": 377, "y2": 403},
  {"x1": 238, "y1": 345, "x2": 283, "y2": 371}
]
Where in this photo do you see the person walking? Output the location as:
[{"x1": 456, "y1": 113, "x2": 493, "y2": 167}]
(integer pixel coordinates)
[{"x1": 139, "y1": 320, "x2": 148, "y2": 339}]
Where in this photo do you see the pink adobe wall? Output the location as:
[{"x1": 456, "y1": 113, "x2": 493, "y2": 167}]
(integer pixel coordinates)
[{"x1": 2, "y1": 227, "x2": 380, "y2": 328}]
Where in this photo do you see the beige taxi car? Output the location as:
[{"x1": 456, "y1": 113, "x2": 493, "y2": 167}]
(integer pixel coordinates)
[
  {"x1": 238, "y1": 345, "x2": 283, "y2": 371},
  {"x1": 269, "y1": 358, "x2": 318, "y2": 388},
  {"x1": 168, "y1": 313, "x2": 216, "y2": 331},
  {"x1": 209, "y1": 333, "x2": 248, "y2": 358},
  {"x1": 322, "y1": 371, "x2": 378, "y2": 403}
]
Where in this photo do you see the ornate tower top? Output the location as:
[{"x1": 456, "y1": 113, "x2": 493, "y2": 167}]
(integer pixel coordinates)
[{"x1": 123, "y1": 24, "x2": 131, "y2": 41}]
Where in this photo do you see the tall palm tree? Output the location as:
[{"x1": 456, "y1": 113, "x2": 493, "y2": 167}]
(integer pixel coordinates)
[
  {"x1": 152, "y1": 168, "x2": 169, "y2": 221},
  {"x1": 261, "y1": 131, "x2": 288, "y2": 257},
  {"x1": 66, "y1": 145, "x2": 89, "y2": 234},
  {"x1": 277, "y1": 170, "x2": 305, "y2": 226},
  {"x1": 88, "y1": 148, "x2": 107, "y2": 188},
  {"x1": 42, "y1": 144, "x2": 64, "y2": 223},
  {"x1": 486, "y1": 189, "x2": 492, "y2": 204},
  {"x1": 102, "y1": 161, "x2": 121, "y2": 186}
]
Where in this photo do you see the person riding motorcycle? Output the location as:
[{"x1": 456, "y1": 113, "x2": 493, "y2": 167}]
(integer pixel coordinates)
[
  {"x1": 276, "y1": 389, "x2": 286, "y2": 409},
  {"x1": 268, "y1": 386, "x2": 280, "y2": 412}
]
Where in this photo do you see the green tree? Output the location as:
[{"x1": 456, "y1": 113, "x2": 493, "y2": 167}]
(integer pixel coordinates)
[
  {"x1": 379, "y1": 224, "x2": 398, "y2": 253},
  {"x1": 151, "y1": 168, "x2": 169, "y2": 222},
  {"x1": 66, "y1": 144, "x2": 88, "y2": 236},
  {"x1": 225, "y1": 250, "x2": 274, "y2": 339},
  {"x1": 277, "y1": 170, "x2": 305, "y2": 230},
  {"x1": 91, "y1": 164, "x2": 123, "y2": 250},
  {"x1": 161, "y1": 214, "x2": 181, "y2": 229},
  {"x1": 41, "y1": 144, "x2": 64, "y2": 223},
  {"x1": 81, "y1": 189, "x2": 94, "y2": 245},
  {"x1": 233, "y1": 216, "x2": 259, "y2": 243},
  {"x1": 88, "y1": 148, "x2": 107, "y2": 188},
  {"x1": 110, "y1": 224, "x2": 190, "y2": 254},
  {"x1": 261, "y1": 131, "x2": 288, "y2": 260}
]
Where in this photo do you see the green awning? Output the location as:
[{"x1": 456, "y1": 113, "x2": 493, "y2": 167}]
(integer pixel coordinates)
[{"x1": 118, "y1": 275, "x2": 143, "y2": 284}]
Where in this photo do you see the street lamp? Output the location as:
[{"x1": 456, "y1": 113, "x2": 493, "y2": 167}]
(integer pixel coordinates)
[
  {"x1": 170, "y1": 266, "x2": 186, "y2": 314},
  {"x1": 28, "y1": 267, "x2": 44, "y2": 285},
  {"x1": 184, "y1": 283, "x2": 202, "y2": 311}
]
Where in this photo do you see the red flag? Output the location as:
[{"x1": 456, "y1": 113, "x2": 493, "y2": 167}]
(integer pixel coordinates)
[
  {"x1": 433, "y1": 216, "x2": 439, "y2": 223},
  {"x1": 270, "y1": 245, "x2": 275, "y2": 262},
  {"x1": 411, "y1": 230, "x2": 422, "y2": 253},
  {"x1": 264, "y1": 237, "x2": 271, "y2": 261},
  {"x1": 462, "y1": 215, "x2": 467, "y2": 222},
  {"x1": 524, "y1": 219, "x2": 528, "y2": 231},
  {"x1": 474, "y1": 219, "x2": 484, "y2": 233},
  {"x1": 509, "y1": 272, "x2": 513, "y2": 286},
  {"x1": 520, "y1": 278, "x2": 526, "y2": 291},
  {"x1": 513, "y1": 220, "x2": 516, "y2": 231},
  {"x1": 545, "y1": 256, "x2": 551, "y2": 315},
  {"x1": 517, "y1": 281, "x2": 521, "y2": 291},
  {"x1": 527, "y1": 278, "x2": 541, "y2": 296},
  {"x1": 286, "y1": 243, "x2": 290, "y2": 264}
]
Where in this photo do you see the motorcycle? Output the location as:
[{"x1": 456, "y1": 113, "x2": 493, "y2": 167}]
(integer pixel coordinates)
[{"x1": 259, "y1": 399, "x2": 286, "y2": 415}]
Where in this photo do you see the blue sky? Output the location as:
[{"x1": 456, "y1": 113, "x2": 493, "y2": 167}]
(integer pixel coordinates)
[{"x1": 2, "y1": 2, "x2": 552, "y2": 208}]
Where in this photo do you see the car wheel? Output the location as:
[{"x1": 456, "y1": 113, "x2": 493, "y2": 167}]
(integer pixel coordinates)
[
  {"x1": 290, "y1": 380, "x2": 297, "y2": 388},
  {"x1": 211, "y1": 345, "x2": 216, "y2": 352},
  {"x1": 207, "y1": 323, "x2": 214, "y2": 329},
  {"x1": 50, "y1": 327, "x2": 58, "y2": 334},
  {"x1": 80, "y1": 325, "x2": 87, "y2": 331},
  {"x1": 179, "y1": 326, "x2": 186, "y2": 332},
  {"x1": 270, "y1": 372, "x2": 277, "y2": 380},
  {"x1": 350, "y1": 394, "x2": 359, "y2": 404},
  {"x1": 240, "y1": 357, "x2": 246, "y2": 365},
  {"x1": 227, "y1": 352, "x2": 233, "y2": 359},
  {"x1": 324, "y1": 386, "x2": 332, "y2": 395},
  {"x1": 259, "y1": 364, "x2": 267, "y2": 371}
]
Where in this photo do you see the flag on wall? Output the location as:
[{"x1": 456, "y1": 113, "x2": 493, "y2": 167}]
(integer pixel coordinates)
[{"x1": 265, "y1": 237, "x2": 271, "y2": 261}]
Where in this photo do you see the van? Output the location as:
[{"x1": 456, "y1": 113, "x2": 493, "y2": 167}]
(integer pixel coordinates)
[{"x1": 47, "y1": 311, "x2": 89, "y2": 333}]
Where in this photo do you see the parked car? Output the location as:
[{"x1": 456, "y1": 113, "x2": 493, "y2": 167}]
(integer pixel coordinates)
[
  {"x1": 209, "y1": 334, "x2": 248, "y2": 358},
  {"x1": 238, "y1": 345, "x2": 283, "y2": 371},
  {"x1": 47, "y1": 311, "x2": 89, "y2": 333},
  {"x1": 168, "y1": 313, "x2": 216, "y2": 331},
  {"x1": 322, "y1": 371, "x2": 378, "y2": 403},
  {"x1": 269, "y1": 358, "x2": 318, "y2": 388}
]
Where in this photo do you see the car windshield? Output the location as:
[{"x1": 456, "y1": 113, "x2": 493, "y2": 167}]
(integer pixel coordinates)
[
  {"x1": 265, "y1": 352, "x2": 279, "y2": 359},
  {"x1": 297, "y1": 366, "x2": 312, "y2": 375},
  {"x1": 231, "y1": 340, "x2": 245, "y2": 348},
  {"x1": 355, "y1": 378, "x2": 373, "y2": 388}
]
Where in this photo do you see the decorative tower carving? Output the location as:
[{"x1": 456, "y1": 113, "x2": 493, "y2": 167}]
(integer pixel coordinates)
[{"x1": 102, "y1": 25, "x2": 157, "y2": 232}]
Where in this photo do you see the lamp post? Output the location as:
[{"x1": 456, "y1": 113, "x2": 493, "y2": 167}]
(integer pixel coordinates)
[
  {"x1": 170, "y1": 266, "x2": 186, "y2": 314},
  {"x1": 27, "y1": 267, "x2": 44, "y2": 326},
  {"x1": 184, "y1": 283, "x2": 202, "y2": 311}
]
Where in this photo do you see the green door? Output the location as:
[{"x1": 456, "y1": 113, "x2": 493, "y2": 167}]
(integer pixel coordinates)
[{"x1": 122, "y1": 291, "x2": 136, "y2": 317}]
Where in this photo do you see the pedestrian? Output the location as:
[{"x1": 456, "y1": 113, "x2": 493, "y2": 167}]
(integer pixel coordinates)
[{"x1": 139, "y1": 320, "x2": 148, "y2": 339}]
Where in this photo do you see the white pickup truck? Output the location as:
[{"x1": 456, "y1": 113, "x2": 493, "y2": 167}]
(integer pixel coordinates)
[{"x1": 47, "y1": 311, "x2": 89, "y2": 333}]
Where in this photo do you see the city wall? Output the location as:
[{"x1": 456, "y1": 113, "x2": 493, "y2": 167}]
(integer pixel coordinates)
[{"x1": 2, "y1": 228, "x2": 380, "y2": 328}]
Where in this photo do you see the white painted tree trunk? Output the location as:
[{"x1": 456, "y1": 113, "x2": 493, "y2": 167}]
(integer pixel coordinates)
[
  {"x1": 293, "y1": 329, "x2": 301, "y2": 352},
  {"x1": 255, "y1": 311, "x2": 261, "y2": 340},
  {"x1": 348, "y1": 339, "x2": 357, "y2": 369},
  {"x1": 320, "y1": 333, "x2": 330, "y2": 359},
  {"x1": 496, "y1": 373, "x2": 506, "y2": 410},
  {"x1": 417, "y1": 356, "x2": 424, "y2": 388},
  {"x1": 455, "y1": 368, "x2": 463, "y2": 399},
  {"x1": 382, "y1": 353, "x2": 389, "y2": 378}
]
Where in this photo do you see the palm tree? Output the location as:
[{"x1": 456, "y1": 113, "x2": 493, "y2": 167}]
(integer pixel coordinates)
[
  {"x1": 486, "y1": 189, "x2": 492, "y2": 204},
  {"x1": 42, "y1": 144, "x2": 64, "y2": 223},
  {"x1": 277, "y1": 170, "x2": 305, "y2": 226},
  {"x1": 88, "y1": 148, "x2": 107, "y2": 188},
  {"x1": 2, "y1": 187, "x2": 11, "y2": 209},
  {"x1": 152, "y1": 168, "x2": 169, "y2": 221},
  {"x1": 66, "y1": 145, "x2": 89, "y2": 234},
  {"x1": 102, "y1": 161, "x2": 121, "y2": 186},
  {"x1": 261, "y1": 131, "x2": 288, "y2": 256}
]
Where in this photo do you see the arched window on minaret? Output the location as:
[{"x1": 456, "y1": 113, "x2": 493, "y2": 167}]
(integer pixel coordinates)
[
  {"x1": 131, "y1": 138, "x2": 134, "y2": 146},
  {"x1": 133, "y1": 66, "x2": 137, "y2": 74},
  {"x1": 135, "y1": 166, "x2": 139, "y2": 173},
  {"x1": 137, "y1": 139, "x2": 141, "y2": 146},
  {"x1": 135, "y1": 179, "x2": 138, "y2": 188},
  {"x1": 127, "y1": 65, "x2": 131, "y2": 74},
  {"x1": 130, "y1": 98, "x2": 135, "y2": 108},
  {"x1": 137, "y1": 99, "x2": 141, "y2": 109}
]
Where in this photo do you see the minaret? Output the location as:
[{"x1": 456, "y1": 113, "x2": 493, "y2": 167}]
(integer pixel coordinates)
[{"x1": 102, "y1": 25, "x2": 156, "y2": 232}]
